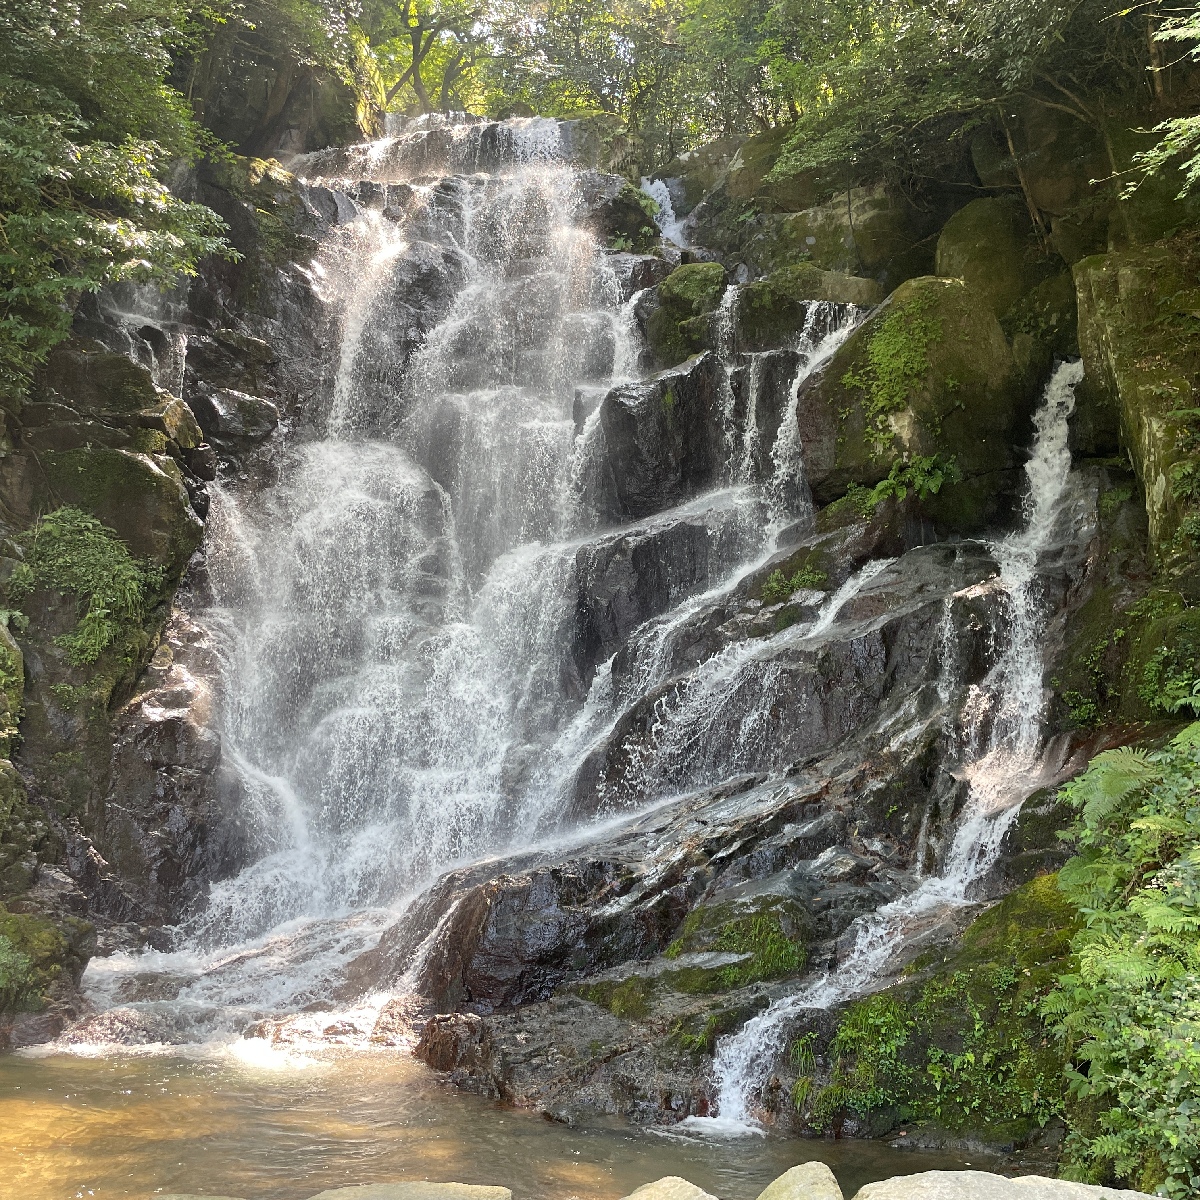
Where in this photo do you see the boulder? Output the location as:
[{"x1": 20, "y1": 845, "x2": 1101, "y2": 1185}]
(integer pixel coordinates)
[
  {"x1": 850, "y1": 1171, "x2": 1154, "y2": 1200},
  {"x1": 1074, "y1": 244, "x2": 1199, "y2": 557},
  {"x1": 578, "y1": 171, "x2": 661, "y2": 251},
  {"x1": 621, "y1": 1179, "x2": 718, "y2": 1200},
  {"x1": 758, "y1": 1162, "x2": 843, "y2": 1200},
  {"x1": 189, "y1": 386, "x2": 280, "y2": 443},
  {"x1": 793, "y1": 275, "x2": 1022, "y2": 534},
  {"x1": 934, "y1": 196, "x2": 1046, "y2": 318}
]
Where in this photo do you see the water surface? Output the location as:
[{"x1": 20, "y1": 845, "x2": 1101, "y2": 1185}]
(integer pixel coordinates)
[{"x1": 0, "y1": 1049, "x2": 969, "y2": 1200}]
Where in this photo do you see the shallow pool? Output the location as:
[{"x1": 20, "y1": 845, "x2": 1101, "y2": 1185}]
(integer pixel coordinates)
[{"x1": 0, "y1": 1048, "x2": 971, "y2": 1200}]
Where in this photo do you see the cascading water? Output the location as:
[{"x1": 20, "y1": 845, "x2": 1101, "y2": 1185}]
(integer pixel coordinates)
[
  {"x1": 683, "y1": 359, "x2": 1090, "y2": 1136},
  {"x1": 78, "y1": 120, "x2": 870, "y2": 1038}
]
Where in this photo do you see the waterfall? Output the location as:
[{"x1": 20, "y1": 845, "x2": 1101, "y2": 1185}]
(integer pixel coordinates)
[
  {"x1": 683, "y1": 359, "x2": 1088, "y2": 1136},
  {"x1": 641, "y1": 177, "x2": 689, "y2": 247}
]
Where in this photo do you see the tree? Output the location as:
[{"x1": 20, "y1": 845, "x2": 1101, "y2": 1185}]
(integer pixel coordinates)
[{"x1": 0, "y1": 0, "x2": 231, "y2": 400}]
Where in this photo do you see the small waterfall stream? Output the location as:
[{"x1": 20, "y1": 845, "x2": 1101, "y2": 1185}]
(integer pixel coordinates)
[{"x1": 683, "y1": 360, "x2": 1088, "y2": 1136}]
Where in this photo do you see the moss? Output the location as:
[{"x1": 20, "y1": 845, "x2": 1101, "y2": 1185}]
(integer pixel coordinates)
[
  {"x1": 0, "y1": 622, "x2": 22, "y2": 757},
  {"x1": 841, "y1": 290, "x2": 942, "y2": 453},
  {"x1": 935, "y1": 196, "x2": 1048, "y2": 319},
  {"x1": 645, "y1": 263, "x2": 728, "y2": 366},
  {"x1": 798, "y1": 877, "x2": 1078, "y2": 1140},
  {"x1": 579, "y1": 975, "x2": 654, "y2": 1020},
  {"x1": 667, "y1": 898, "x2": 809, "y2": 991}
]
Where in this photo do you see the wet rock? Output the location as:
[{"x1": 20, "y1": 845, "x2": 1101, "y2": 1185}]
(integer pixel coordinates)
[
  {"x1": 759, "y1": 1163, "x2": 844, "y2": 1200},
  {"x1": 59, "y1": 1006, "x2": 182, "y2": 1046},
  {"x1": 849, "y1": 1172, "x2": 1154, "y2": 1200},
  {"x1": 189, "y1": 387, "x2": 279, "y2": 443},
  {"x1": 571, "y1": 491, "x2": 765, "y2": 680},
  {"x1": 596, "y1": 353, "x2": 726, "y2": 519},
  {"x1": 735, "y1": 270, "x2": 881, "y2": 352},
  {"x1": 95, "y1": 610, "x2": 250, "y2": 922}
]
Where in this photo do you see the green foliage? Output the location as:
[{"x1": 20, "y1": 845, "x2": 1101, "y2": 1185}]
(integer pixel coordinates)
[
  {"x1": 0, "y1": 0, "x2": 234, "y2": 398},
  {"x1": 762, "y1": 561, "x2": 827, "y2": 604},
  {"x1": 871, "y1": 455, "x2": 963, "y2": 503},
  {"x1": 1045, "y1": 725, "x2": 1200, "y2": 1195},
  {"x1": 7, "y1": 508, "x2": 162, "y2": 666},
  {"x1": 841, "y1": 295, "x2": 941, "y2": 452}
]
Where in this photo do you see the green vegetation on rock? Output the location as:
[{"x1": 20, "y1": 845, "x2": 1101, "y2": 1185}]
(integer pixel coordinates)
[
  {"x1": 841, "y1": 290, "x2": 941, "y2": 452},
  {"x1": 796, "y1": 876, "x2": 1076, "y2": 1141},
  {"x1": 645, "y1": 263, "x2": 728, "y2": 366},
  {"x1": 0, "y1": 902, "x2": 69, "y2": 1012},
  {"x1": 8, "y1": 508, "x2": 163, "y2": 667}
]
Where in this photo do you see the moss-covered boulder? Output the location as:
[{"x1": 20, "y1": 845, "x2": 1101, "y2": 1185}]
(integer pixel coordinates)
[
  {"x1": 1074, "y1": 238, "x2": 1200, "y2": 560},
  {"x1": 41, "y1": 449, "x2": 202, "y2": 575},
  {"x1": 792, "y1": 875, "x2": 1077, "y2": 1144},
  {"x1": 735, "y1": 265, "x2": 883, "y2": 351},
  {"x1": 643, "y1": 263, "x2": 729, "y2": 367},
  {"x1": 934, "y1": 196, "x2": 1049, "y2": 318},
  {"x1": 794, "y1": 276, "x2": 1022, "y2": 534}
]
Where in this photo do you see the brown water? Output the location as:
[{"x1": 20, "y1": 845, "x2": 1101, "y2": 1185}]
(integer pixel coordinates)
[{"x1": 0, "y1": 1049, "x2": 969, "y2": 1200}]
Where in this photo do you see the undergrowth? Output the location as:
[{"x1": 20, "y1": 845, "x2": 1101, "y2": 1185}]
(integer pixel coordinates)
[
  {"x1": 6, "y1": 507, "x2": 162, "y2": 666},
  {"x1": 1044, "y1": 725, "x2": 1200, "y2": 1196}
]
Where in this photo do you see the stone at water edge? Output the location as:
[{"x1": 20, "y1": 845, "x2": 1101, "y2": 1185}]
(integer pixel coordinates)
[
  {"x1": 757, "y1": 1162, "x2": 844, "y2": 1200},
  {"x1": 305, "y1": 1185, "x2": 513, "y2": 1200},
  {"x1": 849, "y1": 1171, "x2": 1156, "y2": 1200},
  {"x1": 619, "y1": 1178, "x2": 719, "y2": 1200}
]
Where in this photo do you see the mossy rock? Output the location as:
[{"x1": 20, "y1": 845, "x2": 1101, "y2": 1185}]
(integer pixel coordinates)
[
  {"x1": 935, "y1": 196, "x2": 1050, "y2": 318},
  {"x1": 1001, "y1": 272, "x2": 1078, "y2": 360},
  {"x1": 0, "y1": 902, "x2": 70, "y2": 1012},
  {"x1": 644, "y1": 263, "x2": 728, "y2": 366},
  {"x1": 736, "y1": 265, "x2": 883, "y2": 351},
  {"x1": 41, "y1": 448, "x2": 202, "y2": 575},
  {"x1": 665, "y1": 884, "x2": 811, "y2": 990},
  {"x1": 33, "y1": 338, "x2": 158, "y2": 418},
  {"x1": 0, "y1": 760, "x2": 50, "y2": 898},
  {"x1": 653, "y1": 137, "x2": 744, "y2": 216},
  {"x1": 799, "y1": 276, "x2": 1020, "y2": 534},
  {"x1": 797, "y1": 876, "x2": 1077, "y2": 1140}
]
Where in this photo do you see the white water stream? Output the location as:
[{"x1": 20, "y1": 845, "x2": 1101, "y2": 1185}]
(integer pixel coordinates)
[{"x1": 681, "y1": 360, "x2": 1088, "y2": 1136}]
